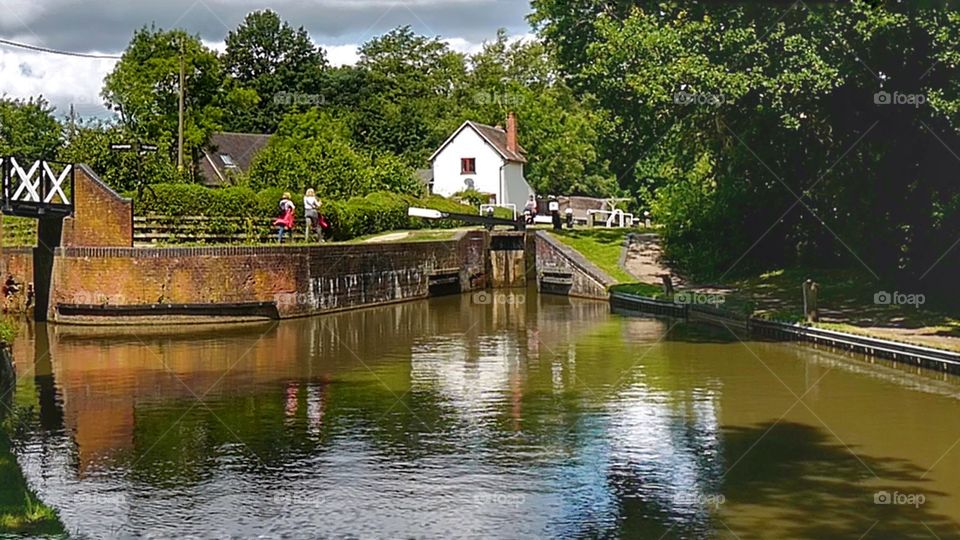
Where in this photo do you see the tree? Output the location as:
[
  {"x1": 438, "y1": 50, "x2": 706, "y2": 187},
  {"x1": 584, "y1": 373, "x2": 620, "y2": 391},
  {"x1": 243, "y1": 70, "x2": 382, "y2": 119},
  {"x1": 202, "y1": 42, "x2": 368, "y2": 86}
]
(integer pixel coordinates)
[
  {"x1": 533, "y1": 0, "x2": 960, "y2": 302},
  {"x1": 463, "y1": 32, "x2": 617, "y2": 197},
  {"x1": 0, "y1": 96, "x2": 62, "y2": 158},
  {"x1": 222, "y1": 10, "x2": 328, "y2": 133},
  {"x1": 102, "y1": 26, "x2": 255, "y2": 180},
  {"x1": 353, "y1": 27, "x2": 469, "y2": 164},
  {"x1": 248, "y1": 109, "x2": 421, "y2": 198},
  {"x1": 59, "y1": 119, "x2": 176, "y2": 192}
]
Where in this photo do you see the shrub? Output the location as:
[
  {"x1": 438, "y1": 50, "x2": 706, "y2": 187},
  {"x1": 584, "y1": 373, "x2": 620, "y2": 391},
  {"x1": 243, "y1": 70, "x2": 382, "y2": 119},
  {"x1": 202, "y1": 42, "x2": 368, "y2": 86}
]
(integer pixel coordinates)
[{"x1": 128, "y1": 183, "x2": 491, "y2": 243}]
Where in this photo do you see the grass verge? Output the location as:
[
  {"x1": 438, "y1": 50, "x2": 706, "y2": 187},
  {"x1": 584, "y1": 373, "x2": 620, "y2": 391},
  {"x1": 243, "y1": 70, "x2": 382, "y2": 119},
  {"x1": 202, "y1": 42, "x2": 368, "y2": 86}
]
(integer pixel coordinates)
[
  {"x1": 0, "y1": 429, "x2": 65, "y2": 536},
  {"x1": 547, "y1": 228, "x2": 638, "y2": 283}
]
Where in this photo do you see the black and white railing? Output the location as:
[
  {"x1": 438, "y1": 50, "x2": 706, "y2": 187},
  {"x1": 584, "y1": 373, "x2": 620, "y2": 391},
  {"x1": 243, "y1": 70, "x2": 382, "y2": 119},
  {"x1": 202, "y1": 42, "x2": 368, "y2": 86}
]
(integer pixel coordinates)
[{"x1": 0, "y1": 157, "x2": 74, "y2": 216}]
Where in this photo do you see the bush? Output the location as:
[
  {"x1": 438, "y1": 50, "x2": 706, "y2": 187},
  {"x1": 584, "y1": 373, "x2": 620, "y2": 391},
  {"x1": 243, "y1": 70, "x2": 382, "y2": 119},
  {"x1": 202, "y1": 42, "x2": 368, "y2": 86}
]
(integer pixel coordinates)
[{"x1": 127, "y1": 183, "x2": 487, "y2": 243}]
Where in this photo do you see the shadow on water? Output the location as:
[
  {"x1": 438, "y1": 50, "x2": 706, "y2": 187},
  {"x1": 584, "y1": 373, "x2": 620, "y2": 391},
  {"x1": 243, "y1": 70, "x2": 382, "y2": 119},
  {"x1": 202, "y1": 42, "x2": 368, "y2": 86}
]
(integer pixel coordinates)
[
  {"x1": 719, "y1": 421, "x2": 957, "y2": 540},
  {"x1": 577, "y1": 421, "x2": 959, "y2": 539}
]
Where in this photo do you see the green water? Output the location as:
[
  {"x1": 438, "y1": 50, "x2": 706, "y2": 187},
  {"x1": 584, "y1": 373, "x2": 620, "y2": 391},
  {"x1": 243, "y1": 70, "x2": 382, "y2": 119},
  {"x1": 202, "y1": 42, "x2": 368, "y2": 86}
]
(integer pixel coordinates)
[{"x1": 3, "y1": 292, "x2": 959, "y2": 539}]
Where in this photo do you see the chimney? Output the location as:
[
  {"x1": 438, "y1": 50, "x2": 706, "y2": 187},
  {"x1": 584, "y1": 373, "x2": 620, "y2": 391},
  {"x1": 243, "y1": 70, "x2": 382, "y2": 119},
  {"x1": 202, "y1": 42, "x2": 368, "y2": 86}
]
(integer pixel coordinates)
[{"x1": 506, "y1": 112, "x2": 518, "y2": 155}]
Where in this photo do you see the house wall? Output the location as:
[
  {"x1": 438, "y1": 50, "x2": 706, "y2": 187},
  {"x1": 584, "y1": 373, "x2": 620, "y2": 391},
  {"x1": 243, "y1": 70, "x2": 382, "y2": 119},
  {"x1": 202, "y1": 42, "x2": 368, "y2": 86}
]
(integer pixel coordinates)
[
  {"x1": 432, "y1": 128, "x2": 504, "y2": 200},
  {"x1": 502, "y1": 162, "x2": 534, "y2": 209}
]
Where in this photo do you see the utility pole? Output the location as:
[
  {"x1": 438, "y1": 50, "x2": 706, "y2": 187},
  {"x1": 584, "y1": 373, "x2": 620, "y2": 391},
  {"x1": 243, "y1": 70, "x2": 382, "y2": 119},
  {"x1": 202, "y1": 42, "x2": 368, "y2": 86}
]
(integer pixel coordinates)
[{"x1": 177, "y1": 36, "x2": 185, "y2": 173}]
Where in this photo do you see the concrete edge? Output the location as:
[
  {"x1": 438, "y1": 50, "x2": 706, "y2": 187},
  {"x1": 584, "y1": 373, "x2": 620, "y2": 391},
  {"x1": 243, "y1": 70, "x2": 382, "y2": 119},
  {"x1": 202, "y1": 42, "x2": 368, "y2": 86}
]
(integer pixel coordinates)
[
  {"x1": 610, "y1": 290, "x2": 960, "y2": 374},
  {"x1": 536, "y1": 230, "x2": 618, "y2": 289}
]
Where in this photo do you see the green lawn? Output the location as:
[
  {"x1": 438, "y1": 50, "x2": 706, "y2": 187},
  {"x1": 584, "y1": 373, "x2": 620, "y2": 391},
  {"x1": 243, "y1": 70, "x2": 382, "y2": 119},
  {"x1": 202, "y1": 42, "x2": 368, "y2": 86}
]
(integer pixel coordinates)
[
  {"x1": 547, "y1": 228, "x2": 638, "y2": 283},
  {"x1": 720, "y1": 266, "x2": 960, "y2": 350}
]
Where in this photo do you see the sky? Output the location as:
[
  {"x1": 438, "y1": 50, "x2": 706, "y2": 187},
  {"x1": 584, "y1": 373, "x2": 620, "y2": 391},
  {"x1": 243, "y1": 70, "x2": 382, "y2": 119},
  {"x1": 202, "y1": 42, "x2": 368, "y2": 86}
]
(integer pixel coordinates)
[{"x1": 0, "y1": 0, "x2": 534, "y2": 118}]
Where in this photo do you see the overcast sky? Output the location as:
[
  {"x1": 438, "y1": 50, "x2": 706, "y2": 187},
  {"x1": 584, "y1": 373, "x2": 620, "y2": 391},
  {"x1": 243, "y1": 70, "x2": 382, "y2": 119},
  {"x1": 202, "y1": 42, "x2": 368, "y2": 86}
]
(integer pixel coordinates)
[{"x1": 0, "y1": 0, "x2": 534, "y2": 118}]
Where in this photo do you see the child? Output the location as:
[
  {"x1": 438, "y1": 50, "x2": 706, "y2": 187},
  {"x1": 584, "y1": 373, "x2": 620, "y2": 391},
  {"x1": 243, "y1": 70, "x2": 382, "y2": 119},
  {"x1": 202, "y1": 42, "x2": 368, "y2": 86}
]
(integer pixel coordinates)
[{"x1": 273, "y1": 193, "x2": 296, "y2": 243}]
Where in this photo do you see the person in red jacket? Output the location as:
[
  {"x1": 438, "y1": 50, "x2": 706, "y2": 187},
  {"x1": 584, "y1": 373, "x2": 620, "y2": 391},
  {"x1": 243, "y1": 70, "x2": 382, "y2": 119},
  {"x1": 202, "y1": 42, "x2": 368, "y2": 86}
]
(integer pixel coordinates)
[{"x1": 273, "y1": 192, "x2": 296, "y2": 243}]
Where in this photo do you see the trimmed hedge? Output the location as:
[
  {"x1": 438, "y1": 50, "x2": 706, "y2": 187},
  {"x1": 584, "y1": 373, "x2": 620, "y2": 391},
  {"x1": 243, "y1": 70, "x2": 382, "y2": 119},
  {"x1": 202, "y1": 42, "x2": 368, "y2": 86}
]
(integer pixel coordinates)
[{"x1": 127, "y1": 184, "x2": 495, "y2": 243}]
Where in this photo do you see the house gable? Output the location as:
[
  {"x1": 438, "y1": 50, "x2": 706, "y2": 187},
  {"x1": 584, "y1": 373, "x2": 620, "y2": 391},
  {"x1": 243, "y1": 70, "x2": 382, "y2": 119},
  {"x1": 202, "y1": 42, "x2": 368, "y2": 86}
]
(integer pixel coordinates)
[{"x1": 429, "y1": 121, "x2": 527, "y2": 165}]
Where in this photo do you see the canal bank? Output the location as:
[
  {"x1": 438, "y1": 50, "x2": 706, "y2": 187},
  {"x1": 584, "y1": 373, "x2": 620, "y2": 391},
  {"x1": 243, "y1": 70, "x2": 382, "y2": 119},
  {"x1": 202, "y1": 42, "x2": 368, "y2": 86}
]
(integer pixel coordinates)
[
  {"x1": 0, "y1": 347, "x2": 65, "y2": 536},
  {"x1": 610, "y1": 290, "x2": 960, "y2": 375}
]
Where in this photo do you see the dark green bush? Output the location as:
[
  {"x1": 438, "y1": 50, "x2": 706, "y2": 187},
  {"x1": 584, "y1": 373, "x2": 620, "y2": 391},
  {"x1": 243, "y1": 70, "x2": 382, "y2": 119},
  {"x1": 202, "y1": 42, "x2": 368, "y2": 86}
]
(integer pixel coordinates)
[{"x1": 128, "y1": 183, "x2": 487, "y2": 243}]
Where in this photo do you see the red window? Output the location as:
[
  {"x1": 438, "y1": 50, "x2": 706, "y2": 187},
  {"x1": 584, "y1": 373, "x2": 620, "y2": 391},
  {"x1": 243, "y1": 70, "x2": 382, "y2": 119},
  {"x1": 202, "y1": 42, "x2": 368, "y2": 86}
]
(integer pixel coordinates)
[{"x1": 461, "y1": 158, "x2": 476, "y2": 174}]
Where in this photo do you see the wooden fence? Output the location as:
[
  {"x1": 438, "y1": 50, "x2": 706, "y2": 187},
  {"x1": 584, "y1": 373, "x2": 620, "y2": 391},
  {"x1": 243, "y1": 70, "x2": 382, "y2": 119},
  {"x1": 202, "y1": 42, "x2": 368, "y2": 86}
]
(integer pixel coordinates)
[{"x1": 133, "y1": 215, "x2": 276, "y2": 245}]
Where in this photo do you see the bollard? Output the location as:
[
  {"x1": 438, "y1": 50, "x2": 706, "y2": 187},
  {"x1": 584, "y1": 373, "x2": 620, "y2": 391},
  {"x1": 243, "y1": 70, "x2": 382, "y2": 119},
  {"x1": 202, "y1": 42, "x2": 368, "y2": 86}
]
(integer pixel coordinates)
[
  {"x1": 802, "y1": 279, "x2": 819, "y2": 322},
  {"x1": 660, "y1": 274, "x2": 674, "y2": 298},
  {"x1": 565, "y1": 208, "x2": 574, "y2": 229}
]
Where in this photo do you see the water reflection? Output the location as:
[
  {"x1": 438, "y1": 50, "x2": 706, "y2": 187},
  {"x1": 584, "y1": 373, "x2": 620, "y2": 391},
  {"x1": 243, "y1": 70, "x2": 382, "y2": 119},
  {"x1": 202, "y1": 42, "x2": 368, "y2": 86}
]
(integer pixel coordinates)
[{"x1": 6, "y1": 293, "x2": 960, "y2": 539}]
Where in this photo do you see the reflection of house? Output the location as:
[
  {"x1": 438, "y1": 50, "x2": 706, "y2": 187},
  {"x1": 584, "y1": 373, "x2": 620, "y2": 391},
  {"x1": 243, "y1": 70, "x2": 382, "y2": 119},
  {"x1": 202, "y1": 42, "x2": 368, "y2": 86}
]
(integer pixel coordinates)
[
  {"x1": 429, "y1": 113, "x2": 535, "y2": 208},
  {"x1": 199, "y1": 132, "x2": 272, "y2": 187}
]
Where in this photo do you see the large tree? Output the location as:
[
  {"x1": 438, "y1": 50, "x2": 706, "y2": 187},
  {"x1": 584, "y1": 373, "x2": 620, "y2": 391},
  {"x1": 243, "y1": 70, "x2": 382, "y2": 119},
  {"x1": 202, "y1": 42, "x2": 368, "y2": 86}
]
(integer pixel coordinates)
[
  {"x1": 534, "y1": 0, "x2": 960, "y2": 303},
  {"x1": 102, "y1": 26, "x2": 255, "y2": 179},
  {"x1": 353, "y1": 27, "x2": 469, "y2": 164},
  {"x1": 222, "y1": 10, "x2": 328, "y2": 133},
  {"x1": 463, "y1": 32, "x2": 617, "y2": 197}
]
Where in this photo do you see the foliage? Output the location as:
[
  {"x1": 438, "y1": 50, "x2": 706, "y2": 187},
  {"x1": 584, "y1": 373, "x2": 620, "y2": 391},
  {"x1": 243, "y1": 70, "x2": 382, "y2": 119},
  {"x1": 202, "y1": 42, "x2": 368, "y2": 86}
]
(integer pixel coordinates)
[
  {"x1": 59, "y1": 119, "x2": 178, "y2": 192},
  {"x1": 533, "y1": 1, "x2": 960, "y2": 305},
  {"x1": 0, "y1": 96, "x2": 61, "y2": 158},
  {"x1": 461, "y1": 33, "x2": 619, "y2": 197},
  {"x1": 247, "y1": 109, "x2": 422, "y2": 197},
  {"x1": 127, "y1": 183, "x2": 481, "y2": 242},
  {"x1": 102, "y1": 26, "x2": 257, "y2": 180},
  {"x1": 222, "y1": 10, "x2": 328, "y2": 132},
  {"x1": 0, "y1": 319, "x2": 17, "y2": 346}
]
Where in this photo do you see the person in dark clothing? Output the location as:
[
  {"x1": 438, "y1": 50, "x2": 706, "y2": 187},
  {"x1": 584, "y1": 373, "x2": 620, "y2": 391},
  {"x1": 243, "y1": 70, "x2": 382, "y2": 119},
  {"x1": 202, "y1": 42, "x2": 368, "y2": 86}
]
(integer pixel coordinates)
[{"x1": 549, "y1": 196, "x2": 562, "y2": 230}]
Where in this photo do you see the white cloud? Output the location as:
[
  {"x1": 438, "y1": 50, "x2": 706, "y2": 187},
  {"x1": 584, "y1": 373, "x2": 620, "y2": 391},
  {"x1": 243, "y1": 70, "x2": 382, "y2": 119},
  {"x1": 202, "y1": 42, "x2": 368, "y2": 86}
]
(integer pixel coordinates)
[
  {"x1": 324, "y1": 44, "x2": 360, "y2": 67},
  {"x1": 0, "y1": 48, "x2": 116, "y2": 118}
]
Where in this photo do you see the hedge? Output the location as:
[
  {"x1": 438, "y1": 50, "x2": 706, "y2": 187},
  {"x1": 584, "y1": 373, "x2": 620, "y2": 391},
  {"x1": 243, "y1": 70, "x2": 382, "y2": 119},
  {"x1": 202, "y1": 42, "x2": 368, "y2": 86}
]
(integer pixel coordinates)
[{"x1": 126, "y1": 184, "x2": 500, "y2": 243}]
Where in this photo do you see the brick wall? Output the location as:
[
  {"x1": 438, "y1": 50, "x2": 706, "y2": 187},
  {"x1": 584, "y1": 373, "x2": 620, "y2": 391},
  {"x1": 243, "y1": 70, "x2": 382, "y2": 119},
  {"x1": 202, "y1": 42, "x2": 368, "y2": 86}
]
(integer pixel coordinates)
[
  {"x1": 534, "y1": 231, "x2": 615, "y2": 300},
  {"x1": 0, "y1": 247, "x2": 34, "y2": 286},
  {"x1": 60, "y1": 164, "x2": 133, "y2": 248},
  {"x1": 49, "y1": 231, "x2": 488, "y2": 322}
]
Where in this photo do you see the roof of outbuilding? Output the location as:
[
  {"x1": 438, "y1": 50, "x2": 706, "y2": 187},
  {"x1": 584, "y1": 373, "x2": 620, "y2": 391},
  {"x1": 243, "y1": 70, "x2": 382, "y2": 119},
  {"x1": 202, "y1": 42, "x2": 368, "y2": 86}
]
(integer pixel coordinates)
[{"x1": 199, "y1": 132, "x2": 272, "y2": 187}]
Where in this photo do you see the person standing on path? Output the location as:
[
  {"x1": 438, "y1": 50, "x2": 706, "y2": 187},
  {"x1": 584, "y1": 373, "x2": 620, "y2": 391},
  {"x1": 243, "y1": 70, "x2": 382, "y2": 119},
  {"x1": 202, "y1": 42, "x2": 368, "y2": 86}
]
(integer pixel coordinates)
[
  {"x1": 548, "y1": 196, "x2": 561, "y2": 231},
  {"x1": 303, "y1": 188, "x2": 323, "y2": 242},
  {"x1": 274, "y1": 192, "x2": 296, "y2": 244}
]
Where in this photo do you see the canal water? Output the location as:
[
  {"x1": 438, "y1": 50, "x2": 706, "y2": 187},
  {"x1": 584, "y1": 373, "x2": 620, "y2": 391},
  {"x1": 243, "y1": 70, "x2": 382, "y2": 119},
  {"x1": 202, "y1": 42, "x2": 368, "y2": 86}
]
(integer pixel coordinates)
[{"x1": 5, "y1": 292, "x2": 960, "y2": 539}]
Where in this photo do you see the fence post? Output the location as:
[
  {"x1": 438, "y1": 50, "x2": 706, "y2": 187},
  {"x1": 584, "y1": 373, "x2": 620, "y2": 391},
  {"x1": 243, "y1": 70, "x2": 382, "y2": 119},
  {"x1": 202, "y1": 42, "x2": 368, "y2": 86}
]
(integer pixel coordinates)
[{"x1": 802, "y1": 279, "x2": 819, "y2": 322}]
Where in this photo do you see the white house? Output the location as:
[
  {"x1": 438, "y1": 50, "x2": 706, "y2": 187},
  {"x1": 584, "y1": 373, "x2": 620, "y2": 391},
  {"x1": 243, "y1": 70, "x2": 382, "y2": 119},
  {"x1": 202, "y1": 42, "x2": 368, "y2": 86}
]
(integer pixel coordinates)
[{"x1": 428, "y1": 113, "x2": 535, "y2": 209}]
